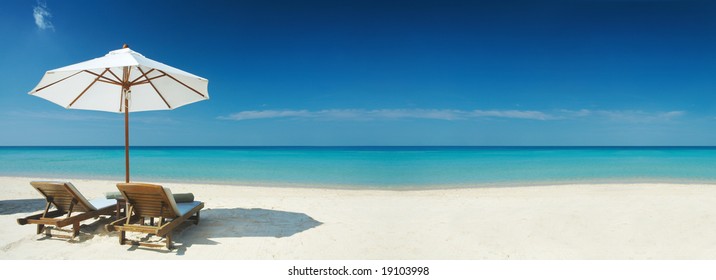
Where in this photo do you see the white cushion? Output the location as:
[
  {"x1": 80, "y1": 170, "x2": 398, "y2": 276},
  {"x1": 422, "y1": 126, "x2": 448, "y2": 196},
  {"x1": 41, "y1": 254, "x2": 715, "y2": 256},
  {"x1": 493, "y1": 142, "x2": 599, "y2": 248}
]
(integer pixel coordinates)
[
  {"x1": 88, "y1": 198, "x2": 116, "y2": 209},
  {"x1": 63, "y1": 182, "x2": 98, "y2": 211},
  {"x1": 163, "y1": 187, "x2": 181, "y2": 216}
]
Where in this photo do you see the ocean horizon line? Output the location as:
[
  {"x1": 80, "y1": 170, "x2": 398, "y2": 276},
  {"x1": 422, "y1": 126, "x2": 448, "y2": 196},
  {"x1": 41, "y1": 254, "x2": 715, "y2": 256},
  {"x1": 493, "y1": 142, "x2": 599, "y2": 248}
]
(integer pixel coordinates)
[{"x1": 2, "y1": 145, "x2": 716, "y2": 149}]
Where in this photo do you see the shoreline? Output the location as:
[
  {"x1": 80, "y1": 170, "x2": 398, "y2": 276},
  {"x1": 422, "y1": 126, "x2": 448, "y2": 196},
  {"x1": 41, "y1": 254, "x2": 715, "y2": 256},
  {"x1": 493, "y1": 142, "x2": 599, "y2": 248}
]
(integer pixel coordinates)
[
  {"x1": 2, "y1": 175, "x2": 716, "y2": 191},
  {"x1": 2, "y1": 176, "x2": 716, "y2": 259}
]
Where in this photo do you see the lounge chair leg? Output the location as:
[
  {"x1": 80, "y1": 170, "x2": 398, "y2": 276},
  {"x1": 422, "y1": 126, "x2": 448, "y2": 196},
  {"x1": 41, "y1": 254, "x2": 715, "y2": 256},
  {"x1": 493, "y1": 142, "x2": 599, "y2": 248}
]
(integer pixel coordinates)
[
  {"x1": 150, "y1": 217, "x2": 154, "y2": 226},
  {"x1": 189, "y1": 211, "x2": 200, "y2": 225},
  {"x1": 118, "y1": 231, "x2": 125, "y2": 245},
  {"x1": 36, "y1": 224, "x2": 45, "y2": 235},
  {"x1": 115, "y1": 203, "x2": 121, "y2": 220},
  {"x1": 165, "y1": 233, "x2": 173, "y2": 250},
  {"x1": 72, "y1": 222, "x2": 80, "y2": 238}
]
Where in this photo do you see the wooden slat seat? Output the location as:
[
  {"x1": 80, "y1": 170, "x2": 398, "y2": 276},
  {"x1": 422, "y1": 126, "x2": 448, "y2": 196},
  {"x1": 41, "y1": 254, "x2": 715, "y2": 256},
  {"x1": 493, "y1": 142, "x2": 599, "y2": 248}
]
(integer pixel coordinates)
[
  {"x1": 105, "y1": 183, "x2": 204, "y2": 250},
  {"x1": 17, "y1": 181, "x2": 116, "y2": 239}
]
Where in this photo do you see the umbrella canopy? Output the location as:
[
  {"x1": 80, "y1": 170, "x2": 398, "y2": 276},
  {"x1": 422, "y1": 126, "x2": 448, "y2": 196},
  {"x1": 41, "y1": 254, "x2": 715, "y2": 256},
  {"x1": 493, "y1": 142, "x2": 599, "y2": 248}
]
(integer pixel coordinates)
[
  {"x1": 30, "y1": 46, "x2": 208, "y2": 112},
  {"x1": 29, "y1": 45, "x2": 209, "y2": 182}
]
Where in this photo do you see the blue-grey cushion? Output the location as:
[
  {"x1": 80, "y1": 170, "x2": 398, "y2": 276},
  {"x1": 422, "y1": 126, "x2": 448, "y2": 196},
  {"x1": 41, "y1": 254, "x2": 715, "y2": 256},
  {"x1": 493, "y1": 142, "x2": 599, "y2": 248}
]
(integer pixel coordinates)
[
  {"x1": 176, "y1": 201, "x2": 202, "y2": 216},
  {"x1": 172, "y1": 193, "x2": 194, "y2": 203},
  {"x1": 106, "y1": 191, "x2": 194, "y2": 202},
  {"x1": 105, "y1": 191, "x2": 123, "y2": 200}
]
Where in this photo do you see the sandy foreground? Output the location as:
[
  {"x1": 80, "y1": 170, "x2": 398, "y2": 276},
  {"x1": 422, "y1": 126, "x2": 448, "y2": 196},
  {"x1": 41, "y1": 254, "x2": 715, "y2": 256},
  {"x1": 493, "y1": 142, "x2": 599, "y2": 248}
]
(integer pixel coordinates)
[{"x1": 1, "y1": 176, "x2": 716, "y2": 259}]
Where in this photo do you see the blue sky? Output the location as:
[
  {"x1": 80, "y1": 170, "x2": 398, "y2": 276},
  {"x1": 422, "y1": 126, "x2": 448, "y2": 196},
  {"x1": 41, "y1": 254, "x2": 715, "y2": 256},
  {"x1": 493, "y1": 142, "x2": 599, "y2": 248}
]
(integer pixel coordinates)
[{"x1": 1, "y1": 0, "x2": 715, "y2": 146}]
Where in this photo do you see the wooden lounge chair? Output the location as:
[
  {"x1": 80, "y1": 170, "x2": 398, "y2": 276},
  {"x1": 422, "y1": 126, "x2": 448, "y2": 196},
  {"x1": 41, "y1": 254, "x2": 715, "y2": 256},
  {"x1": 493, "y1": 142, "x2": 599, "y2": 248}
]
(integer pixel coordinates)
[
  {"x1": 17, "y1": 181, "x2": 116, "y2": 239},
  {"x1": 106, "y1": 183, "x2": 204, "y2": 250}
]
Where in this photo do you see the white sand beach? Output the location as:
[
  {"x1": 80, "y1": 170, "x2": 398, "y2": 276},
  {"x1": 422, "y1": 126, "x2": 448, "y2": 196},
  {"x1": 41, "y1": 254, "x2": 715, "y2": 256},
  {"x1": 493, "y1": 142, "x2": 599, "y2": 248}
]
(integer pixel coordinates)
[{"x1": 1, "y1": 176, "x2": 716, "y2": 259}]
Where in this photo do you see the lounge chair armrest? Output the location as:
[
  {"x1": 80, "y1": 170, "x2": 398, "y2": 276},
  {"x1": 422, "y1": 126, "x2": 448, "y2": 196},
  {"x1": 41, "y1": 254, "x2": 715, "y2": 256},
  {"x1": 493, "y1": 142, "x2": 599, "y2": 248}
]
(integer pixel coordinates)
[{"x1": 106, "y1": 217, "x2": 129, "y2": 232}]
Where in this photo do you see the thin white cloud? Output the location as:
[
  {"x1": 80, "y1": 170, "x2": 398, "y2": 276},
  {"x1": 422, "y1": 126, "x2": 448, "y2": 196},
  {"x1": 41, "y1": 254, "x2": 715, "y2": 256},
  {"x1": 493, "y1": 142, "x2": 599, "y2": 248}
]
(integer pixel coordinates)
[
  {"x1": 557, "y1": 109, "x2": 685, "y2": 123},
  {"x1": 219, "y1": 108, "x2": 686, "y2": 123},
  {"x1": 354, "y1": 109, "x2": 465, "y2": 120},
  {"x1": 592, "y1": 110, "x2": 685, "y2": 123},
  {"x1": 219, "y1": 110, "x2": 311, "y2": 121},
  {"x1": 219, "y1": 109, "x2": 556, "y2": 121},
  {"x1": 559, "y1": 109, "x2": 592, "y2": 117},
  {"x1": 33, "y1": 1, "x2": 54, "y2": 31},
  {"x1": 660, "y1": 111, "x2": 685, "y2": 118},
  {"x1": 470, "y1": 110, "x2": 555, "y2": 120}
]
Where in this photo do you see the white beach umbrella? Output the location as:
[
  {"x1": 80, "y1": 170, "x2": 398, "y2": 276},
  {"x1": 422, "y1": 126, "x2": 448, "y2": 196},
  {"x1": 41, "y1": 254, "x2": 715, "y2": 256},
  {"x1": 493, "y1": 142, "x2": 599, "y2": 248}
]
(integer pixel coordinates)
[{"x1": 29, "y1": 44, "x2": 209, "y2": 183}]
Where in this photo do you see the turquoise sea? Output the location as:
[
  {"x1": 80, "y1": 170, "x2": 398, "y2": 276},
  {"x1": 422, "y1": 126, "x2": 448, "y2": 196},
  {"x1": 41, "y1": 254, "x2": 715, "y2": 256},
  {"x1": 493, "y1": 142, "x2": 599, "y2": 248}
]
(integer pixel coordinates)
[{"x1": 1, "y1": 147, "x2": 716, "y2": 188}]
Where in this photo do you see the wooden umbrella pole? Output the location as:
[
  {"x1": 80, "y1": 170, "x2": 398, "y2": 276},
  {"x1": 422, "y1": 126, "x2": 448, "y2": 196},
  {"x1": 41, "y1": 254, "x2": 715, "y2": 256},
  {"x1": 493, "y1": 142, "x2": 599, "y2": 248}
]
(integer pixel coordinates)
[
  {"x1": 122, "y1": 44, "x2": 130, "y2": 183},
  {"x1": 124, "y1": 95, "x2": 130, "y2": 183}
]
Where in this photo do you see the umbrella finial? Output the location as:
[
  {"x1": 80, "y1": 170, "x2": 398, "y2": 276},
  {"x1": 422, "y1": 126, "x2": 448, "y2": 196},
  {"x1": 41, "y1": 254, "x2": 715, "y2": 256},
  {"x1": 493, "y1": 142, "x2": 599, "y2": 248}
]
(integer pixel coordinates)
[{"x1": 123, "y1": 43, "x2": 129, "y2": 49}]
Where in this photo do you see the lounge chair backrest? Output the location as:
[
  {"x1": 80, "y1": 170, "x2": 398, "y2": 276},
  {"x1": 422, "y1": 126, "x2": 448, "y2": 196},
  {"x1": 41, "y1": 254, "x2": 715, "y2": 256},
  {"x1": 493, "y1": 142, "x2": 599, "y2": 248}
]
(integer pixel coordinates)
[
  {"x1": 30, "y1": 181, "x2": 96, "y2": 212},
  {"x1": 117, "y1": 183, "x2": 181, "y2": 218}
]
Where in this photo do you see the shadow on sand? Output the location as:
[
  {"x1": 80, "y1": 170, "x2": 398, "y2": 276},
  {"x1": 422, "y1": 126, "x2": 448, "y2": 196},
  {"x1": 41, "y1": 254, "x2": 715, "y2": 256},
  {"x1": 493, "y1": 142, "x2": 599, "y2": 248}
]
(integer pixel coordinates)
[
  {"x1": 7, "y1": 203, "x2": 322, "y2": 255},
  {"x1": 0, "y1": 199, "x2": 45, "y2": 215},
  {"x1": 124, "y1": 208, "x2": 322, "y2": 255},
  {"x1": 32, "y1": 216, "x2": 116, "y2": 243},
  {"x1": 4, "y1": 198, "x2": 116, "y2": 244}
]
